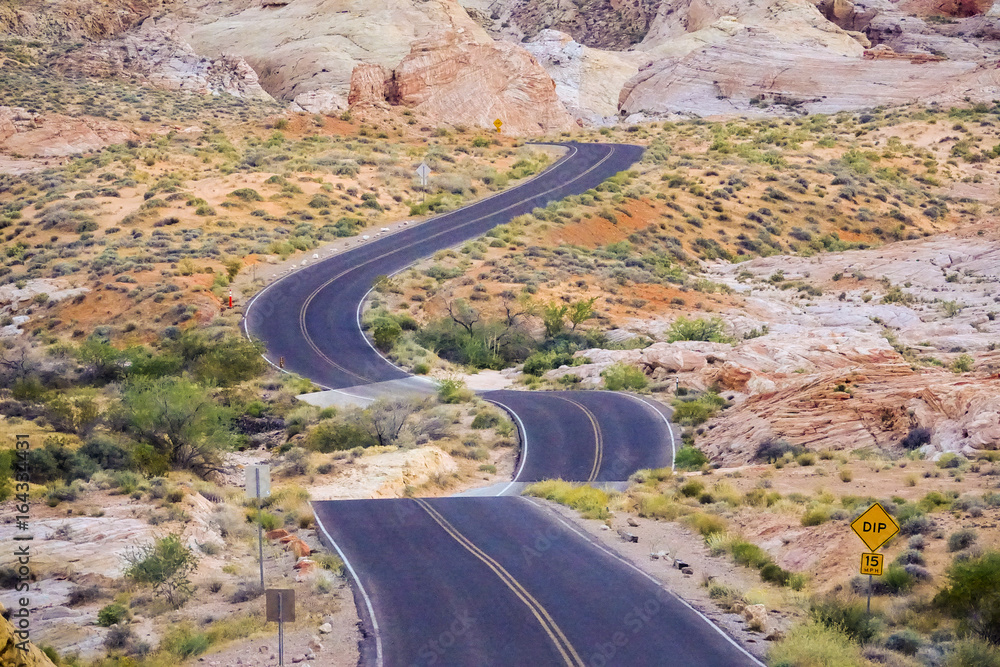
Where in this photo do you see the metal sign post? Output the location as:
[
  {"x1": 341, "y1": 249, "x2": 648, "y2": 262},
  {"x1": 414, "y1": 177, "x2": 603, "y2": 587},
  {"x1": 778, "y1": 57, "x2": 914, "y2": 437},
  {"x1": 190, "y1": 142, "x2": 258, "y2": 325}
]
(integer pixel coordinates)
[
  {"x1": 416, "y1": 162, "x2": 430, "y2": 204},
  {"x1": 851, "y1": 503, "x2": 898, "y2": 616},
  {"x1": 266, "y1": 589, "x2": 295, "y2": 666},
  {"x1": 246, "y1": 464, "x2": 271, "y2": 587}
]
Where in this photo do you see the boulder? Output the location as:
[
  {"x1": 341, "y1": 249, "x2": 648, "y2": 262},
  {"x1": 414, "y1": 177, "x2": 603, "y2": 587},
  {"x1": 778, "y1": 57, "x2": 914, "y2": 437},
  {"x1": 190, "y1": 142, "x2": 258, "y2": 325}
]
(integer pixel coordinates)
[{"x1": 0, "y1": 602, "x2": 58, "y2": 666}]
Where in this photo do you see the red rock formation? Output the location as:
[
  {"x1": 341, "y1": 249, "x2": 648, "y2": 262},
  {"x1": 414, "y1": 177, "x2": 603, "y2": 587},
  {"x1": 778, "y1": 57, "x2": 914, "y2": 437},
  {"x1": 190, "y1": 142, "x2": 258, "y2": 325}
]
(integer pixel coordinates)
[
  {"x1": 390, "y1": 33, "x2": 575, "y2": 135},
  {"x1": 0, "y1": 107, "x2": 137, "y2": 158},
  {"x1": 348, "y1": 64, "x2": 393, "y2": 108}
]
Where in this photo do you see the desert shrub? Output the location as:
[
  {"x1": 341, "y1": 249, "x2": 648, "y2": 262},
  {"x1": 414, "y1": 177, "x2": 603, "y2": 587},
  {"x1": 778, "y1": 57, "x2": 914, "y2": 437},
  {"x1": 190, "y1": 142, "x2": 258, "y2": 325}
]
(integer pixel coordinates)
[
  {"x1": 161, "y1": 625, "x2": 211, "y2": 658},
  {"x1": 902, "y1": 426, "x2": 931, "y2": 450},
  {"x1": 948, "y1": 528, "x2": 978, "y2": 552},
  {"x1": 229, "y1": 188, "x2": 262, "y2": 202},
  {"x1": 754, "y1": 440, "x2": 805, "y2": 463},
  {"x1": 936, "y1": 551, "x2": 1000, "y2": 644},
  {"x1": 810, "y1": 595, "x2": 880, "y2": 643},
  {"x1": 103, "y1": 625, "x2": 136, "y2": 651},
  {"x1": 665, "y1": 316, "x2": 732, "y2": 343},
  {"x1": 525, "y1": 480, "x2": 612, "y2": 520},
  {"x1": 674, "y1": 445, "x2": 708, "y2": 470},
  {"x1": 97, "y1": 602, "x2": 129, "y2": 627},
  {"x1": 601, "y1": 363, "x2": 648, "y2": 391},
  {"x1": 371, "y1": 317, "x2": 402, "y2": 351},
  {"x1": 802, "y1": 507, "x2": 831, "y2": 526},
  {"x1": 729, "y1": 540, "x2": 772, "y2": 570},
  {"x1": 885, "y1": 629, "x2": 922, "y2": 656},
  {"x1": 122, "y1": 533, "x2": 198, "y2": 607},
  {"x1": 944, "y1": 638, "x2": 1000, "y2": 667},
  {"x1": 637, "y1": 494, "x2": 685, "y2": 520},
  {"x1": 880, "y1": 564, "x2": 915, "y2": 595},
  {"x1": 437, "y1": 378, "x2": 472, "y2": 404},
  {"x1": 680, "y1": 480, "x2": 705, "y2": 497},
  {"x1": 769, "y1": 621, "x2": 867, "y2": 667},
  {"x1": 671, "y1": 391, "x2": 726, "y2": 426},
  {"x1": 230, "y1": 581, "x2": 264, "y2": 604},
  {"x1": 305, "y1": 420, "x2": 376, "y2": 452},
  {"x1": 686, "y1": 512, "x2": 727, "y2": 537},
  {"x1": 471, "y1": 411, "x2": 500, "y2": 429},
  {"x1": 761, "y1": 563, "x2": 792, "y2": 586}
]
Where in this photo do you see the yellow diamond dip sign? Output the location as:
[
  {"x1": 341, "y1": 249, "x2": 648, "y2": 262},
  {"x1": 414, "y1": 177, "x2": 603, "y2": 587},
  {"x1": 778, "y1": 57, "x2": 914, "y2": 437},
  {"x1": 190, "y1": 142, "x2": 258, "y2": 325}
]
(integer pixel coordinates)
[
  {"x1": 851, "y1": 502, "x2": 899, "y2": 613},
  {"x1": 494, "y1": 118, "x2": 503, "y2": 133},
  {"x1": 851, "y1": 502, "x2": 900, "y2": 552}
]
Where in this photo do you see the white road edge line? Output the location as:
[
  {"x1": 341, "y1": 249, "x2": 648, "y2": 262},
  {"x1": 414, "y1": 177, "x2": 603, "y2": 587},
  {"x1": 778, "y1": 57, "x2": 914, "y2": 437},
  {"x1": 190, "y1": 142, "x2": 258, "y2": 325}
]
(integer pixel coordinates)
[
  {"x1": 623, "y1": 394, "x2": 677, "y2": 472},
  {"x1": 242, "y1": 143, "x2": 582, "y2": 379},
  {"x1": 310, "y1": 501, "x2": 384, "y2": 667},
  {"x1": 520, "y1": 497, "x2": 766, "y2": 667},
  {"x1": 485, "y1": 398, "x2": 530, "y2": 496}
]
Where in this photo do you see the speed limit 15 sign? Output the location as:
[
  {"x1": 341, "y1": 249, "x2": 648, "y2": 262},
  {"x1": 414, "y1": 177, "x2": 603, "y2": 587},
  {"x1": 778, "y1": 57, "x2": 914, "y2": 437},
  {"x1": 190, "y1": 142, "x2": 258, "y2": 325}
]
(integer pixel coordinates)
[{"x1": 860, "y1": 552, "x2": 883, "y2": 576}]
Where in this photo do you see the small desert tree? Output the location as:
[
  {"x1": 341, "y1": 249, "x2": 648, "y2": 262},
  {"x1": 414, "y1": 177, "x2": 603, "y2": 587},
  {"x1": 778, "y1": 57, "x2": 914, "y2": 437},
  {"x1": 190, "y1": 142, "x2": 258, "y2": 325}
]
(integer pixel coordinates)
[
  {"x1": 568, "y1": 297, "x2": 597, "y2": 330},
  {"x1": 123, "y1": 533, "x2": 198, "y2": 607},
  {"x1": 118, "y1": 377, "x2": 236, "y2": 475}
]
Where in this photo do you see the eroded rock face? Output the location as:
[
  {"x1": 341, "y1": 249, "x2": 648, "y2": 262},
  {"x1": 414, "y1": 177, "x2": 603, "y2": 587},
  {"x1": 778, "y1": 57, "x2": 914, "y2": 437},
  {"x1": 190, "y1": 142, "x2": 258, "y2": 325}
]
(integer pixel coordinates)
[
  {"x1": 618, "y1": 32, "x2": 1000, "y2": 117},
  {"x1": 0, "y1": 606, "x2": 57, "y2": 667},
  {"x1": 55, "y1": 26, "x2": 273, "y2": 100},
  {"x1": 523, "y1": 29, "x2": 648, "y2": 123},
  {"x1": 391, "y1": 33, "x2": 576, "y2": 135},
  {"x1": 0, "y1": 107, "x2": 137, "y2": 158},
  {"x1": 0, "y1": 0, "x2": 162, "y2": 41},
  {"x1": 460, "y1": 0, "x2": 662, "y2": 50}
]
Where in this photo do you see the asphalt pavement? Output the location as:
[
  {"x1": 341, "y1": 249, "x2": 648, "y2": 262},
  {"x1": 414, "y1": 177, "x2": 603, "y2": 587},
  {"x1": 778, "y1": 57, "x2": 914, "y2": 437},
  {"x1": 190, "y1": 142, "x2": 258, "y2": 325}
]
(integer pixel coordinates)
[
  {"x1": 245, "y1": 142, "x2": 762, "y2": 667},
  {"x1": 244, "y1": 142, "x2": 643, "y2": 390},
  {"x1": 313, "y1": 497, "x2": 760, "y2": 667}
]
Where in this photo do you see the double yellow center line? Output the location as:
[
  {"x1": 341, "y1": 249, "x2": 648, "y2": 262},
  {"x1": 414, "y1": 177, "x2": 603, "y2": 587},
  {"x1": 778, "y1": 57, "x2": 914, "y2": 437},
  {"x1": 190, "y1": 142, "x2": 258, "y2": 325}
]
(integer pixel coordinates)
[
  {"x1": 293, "y1": 144, "x2": 617, "y2": 385},
  {"x1": 413, "y1": 499, "x2": 586, "y2": 667},
  {"x1": 550, "y1": 395, "x2": 604, "y2": 482}
]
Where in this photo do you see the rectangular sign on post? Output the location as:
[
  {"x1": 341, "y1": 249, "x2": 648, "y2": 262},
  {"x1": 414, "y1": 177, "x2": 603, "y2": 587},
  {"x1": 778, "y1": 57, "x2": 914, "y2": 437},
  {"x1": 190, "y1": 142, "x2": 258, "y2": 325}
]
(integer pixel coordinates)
[
  {"x1": 860, "y1": 552, "x2": 883, "y2": 576},
  {"x1": 266, "y1": 589, "x2": 296, "y2": 622},
  {"x1": 245, "y1": 464, "x2": 271, "y2": 499}
]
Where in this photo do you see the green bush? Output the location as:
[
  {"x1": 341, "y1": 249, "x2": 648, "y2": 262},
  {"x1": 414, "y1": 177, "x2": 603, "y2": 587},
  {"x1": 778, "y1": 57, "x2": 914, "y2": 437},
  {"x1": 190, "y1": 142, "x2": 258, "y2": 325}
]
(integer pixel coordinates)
[
  {"x1": 671, "y1": 392, "x2": 726, "y2": 426},
  {"x1": 123, "y1": 533, "x2": 198, "y2": 607},
  {"x1": 880, "y1": 564, "x2": 915, "y2": 595},
  {"x1": 525, "y1": 480, "x2": 612, "y2": 520},
  {"x1": 769, "y1": 621, "x2": 867, "y2": 667},
  {"x1": 674, "y1": 445, "x2": 708, "y2": 470},
  {"x1": 810, "y1": 595, "x2": 880, "y2": 643},
  {"x1": 730, "y1": 540, "x2": 772, "y2": 570},
  {"x1": 665, "y1": 316, "x2": 732, "y2": 343},
  {"x1": 601, "y1": 363, "x2": 648, "y2": 391},
  {"x1": 936, "y1": 550, "x2": 1000, "y2": 644},
  {"x1": 437, "y1": 378, "x2": 472, "y2": 404},
  {"x1": 680, "y1": 480, "x2": 704, "y2": 497},
  {"x1": 801, "y1": 507, "x2": 830, "y2": 526},
  {"x1": 97, "y1": 602, "x2": 129, "y2": 627},
  {"x1": 371, "y1": 317, "x2": 402, "y2": 351},
  {"x1": 944, "y1": 638, "x2": 1000, "y2": 667},
  {"x1": 948, "y1": 528, "x2": 978, "y2": 552},
  {"x1": 229, "y1": 188, "x2": 263, "y2": 202}
]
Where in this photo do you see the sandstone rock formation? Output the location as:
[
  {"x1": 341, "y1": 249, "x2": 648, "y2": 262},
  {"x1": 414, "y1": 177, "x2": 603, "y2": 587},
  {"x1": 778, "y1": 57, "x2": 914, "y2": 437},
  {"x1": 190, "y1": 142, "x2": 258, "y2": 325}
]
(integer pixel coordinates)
[
  {"x1": 523, "y1": 30, "x2": 648, "y2": 123},
  {"x1": 0, "y1": 0, "x2": 161, "y2": 41},
  {"x1": 173, "y1": 0, "x2": 491, "y2": 113},
  {"x1": 618, "y1": 32, "x2": 1000, "y2": 117},
  {"x1": 56, "y1": 26, "x2": 273, "y2": 100},
  {"x1": 0, "y1": 605, "x2": 57, "y2": 667},
  {"x1": 460, "y1": 0, "x2": 662, "y2": 50},
  {"x1": 0, "y1": 107, "x2": 137, "y2": 158},
  {"x1": 390, "y1": 33, "x2": 576, "y2": 135}
]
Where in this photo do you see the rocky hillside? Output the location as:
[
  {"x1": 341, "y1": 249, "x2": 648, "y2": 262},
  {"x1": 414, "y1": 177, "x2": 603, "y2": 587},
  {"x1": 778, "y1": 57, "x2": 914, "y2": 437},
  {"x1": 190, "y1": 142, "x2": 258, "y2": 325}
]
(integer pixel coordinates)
[{"x1": 11, "y1": 0, "x2": 1000, "y2": 131}]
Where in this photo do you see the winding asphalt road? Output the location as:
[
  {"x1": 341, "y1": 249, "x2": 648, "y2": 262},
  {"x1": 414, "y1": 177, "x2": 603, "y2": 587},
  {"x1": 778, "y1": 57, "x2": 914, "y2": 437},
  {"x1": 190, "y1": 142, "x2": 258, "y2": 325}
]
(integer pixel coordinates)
[{"x1": 243, "y1": 143, "x2": 761, "y2": 666}]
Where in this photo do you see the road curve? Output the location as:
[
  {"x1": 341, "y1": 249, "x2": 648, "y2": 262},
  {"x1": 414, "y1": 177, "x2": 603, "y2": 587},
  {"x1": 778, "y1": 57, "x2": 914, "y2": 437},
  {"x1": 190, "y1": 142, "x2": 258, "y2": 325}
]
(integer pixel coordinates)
[
  {"x1": 245, "y1": 142, "x2": 761, "y2": 667},
  {"x1": 313, "y1": 497, "x2": 759, "y2": 667},
  {"x1": 484, "y1": 390, "x2": 674, "y2": 484},
  {"x1": 244, "y1": 142, "x2": 643, "y2": 390}
]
